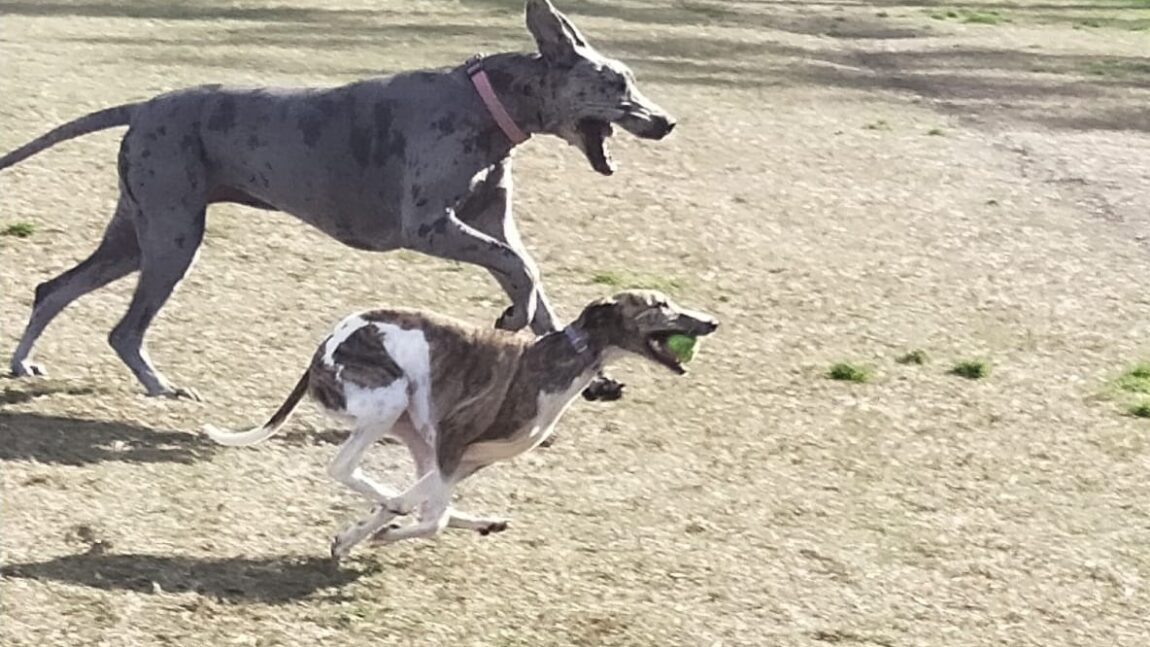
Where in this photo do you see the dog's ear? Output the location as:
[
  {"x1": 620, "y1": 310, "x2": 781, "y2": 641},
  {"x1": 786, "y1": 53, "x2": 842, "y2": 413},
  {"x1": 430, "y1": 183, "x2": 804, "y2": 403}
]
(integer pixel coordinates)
[
  {"x1": 576, "y1": 296, "x2": 621, "y2": 331},
  {"x1": 525, "y1": 0, "x2": 589, "y2": 66}
]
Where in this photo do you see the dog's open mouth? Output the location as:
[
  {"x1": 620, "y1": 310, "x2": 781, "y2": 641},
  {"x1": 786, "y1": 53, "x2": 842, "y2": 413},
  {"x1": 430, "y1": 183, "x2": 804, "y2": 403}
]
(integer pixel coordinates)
[
  {"x1": 578, "y1": 118, "x2": 615, "y2": 176},
  {"x1": 646, "y1": 332, "x2": 690, "y2": 375}
]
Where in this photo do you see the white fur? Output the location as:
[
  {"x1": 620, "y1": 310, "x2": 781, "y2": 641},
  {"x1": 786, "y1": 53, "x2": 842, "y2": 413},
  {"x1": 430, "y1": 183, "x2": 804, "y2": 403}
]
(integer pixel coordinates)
[
  {"x1": 343, "y1": 379, "x2": 408, "y2": 420},
  {"x1": 369, "y1": 322, "x2": 435, "y2": 433}
]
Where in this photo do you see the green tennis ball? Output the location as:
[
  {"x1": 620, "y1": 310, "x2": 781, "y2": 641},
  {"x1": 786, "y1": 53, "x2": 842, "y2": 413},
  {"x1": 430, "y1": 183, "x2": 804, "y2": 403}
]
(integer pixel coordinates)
[{"x1": 664, "y1": 334, "x2": 698, "y2": 363}]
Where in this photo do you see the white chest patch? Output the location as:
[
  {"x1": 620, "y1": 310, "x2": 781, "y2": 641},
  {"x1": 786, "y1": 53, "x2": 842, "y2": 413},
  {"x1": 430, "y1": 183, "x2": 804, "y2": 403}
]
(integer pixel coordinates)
[{"x1": 461, "y1": 367, "x2": 599, "y2": 465}]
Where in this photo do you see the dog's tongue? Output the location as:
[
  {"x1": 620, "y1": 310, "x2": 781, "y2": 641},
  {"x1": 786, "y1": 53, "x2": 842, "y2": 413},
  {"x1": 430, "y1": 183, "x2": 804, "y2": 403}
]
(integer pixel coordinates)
[{"x1": 579, "y1": 120, "x2": 615, "y2": 176}]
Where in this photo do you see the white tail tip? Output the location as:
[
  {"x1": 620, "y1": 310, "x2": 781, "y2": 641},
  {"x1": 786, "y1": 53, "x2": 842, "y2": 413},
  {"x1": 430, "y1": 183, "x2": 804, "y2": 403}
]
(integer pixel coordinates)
[{"x1": 202, "y1": 423, "x2": 277, "y2": 447}]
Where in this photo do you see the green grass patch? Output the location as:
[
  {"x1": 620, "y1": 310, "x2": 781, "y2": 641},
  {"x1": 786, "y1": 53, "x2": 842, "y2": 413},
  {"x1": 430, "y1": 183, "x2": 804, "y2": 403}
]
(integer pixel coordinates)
[
  {"x1": 863, "y1": 119, "x2": 890, "y2": 131},
  {"x1": 896, "y1": 350, "x2": 928, "y2": 365},
  {"x1": 1129, "y1": 401, "x2": 1150, "y2": 419},
  {"x1": 590, "y1": 270, "x2": 684, "y2": 294},
  {"x1": 1, "y1": 221, "x2": 35, "y2": 238},
  {"x1": 828, "y1": 362, "x2": 870, "y2": 383},
  {"x1": 950, "y1": 359, "x2": 989, "y2": 380},
  {"x1": 926, "y1": 127, "x2": 945, "y2": 136},
  {"x1": 1117, "y1": 362, "x2": 1150, "y2": 394}
]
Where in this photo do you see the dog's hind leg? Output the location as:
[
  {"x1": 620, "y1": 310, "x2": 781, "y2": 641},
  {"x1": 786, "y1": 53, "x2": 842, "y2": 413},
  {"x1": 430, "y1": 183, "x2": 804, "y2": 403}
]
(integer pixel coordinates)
[
  {"x1": 447, "y1": 509, "x2": 509, "y2": 536},
  {"x1": 330, "y1": 467, "x2": 443, "y2": 560},
  {"x1": 107, "y1": 191, "x2": 207, "y2": 399},
  {"x1": 10, "y1": 196, "x2": 141, "y2": 377},
  {"x1": 370, "y1": 469, "x2": 452, "y2": 545},
  {"x1": 327, "y1": 384, "x2": 410, "y2": 503}
]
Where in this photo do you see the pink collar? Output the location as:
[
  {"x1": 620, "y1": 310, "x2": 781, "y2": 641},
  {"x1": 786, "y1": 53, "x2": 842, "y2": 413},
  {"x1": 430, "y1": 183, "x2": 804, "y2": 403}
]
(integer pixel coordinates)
[{"x1": 466, "y1": 56, "x2": 530, "y2": 146}]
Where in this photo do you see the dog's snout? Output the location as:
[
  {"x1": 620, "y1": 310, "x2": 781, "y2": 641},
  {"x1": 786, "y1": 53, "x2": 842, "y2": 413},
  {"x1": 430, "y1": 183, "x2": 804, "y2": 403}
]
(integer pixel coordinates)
[
  {"x1": 702, "y1": 318, "x2": 718, "y2": 334},
  {"x1": 655, "y1": 115, "x2": 676, "y2": 139}
]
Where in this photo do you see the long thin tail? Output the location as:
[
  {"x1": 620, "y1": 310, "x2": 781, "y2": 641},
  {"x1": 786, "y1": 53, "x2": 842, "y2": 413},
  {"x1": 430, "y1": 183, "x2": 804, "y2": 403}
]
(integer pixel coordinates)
[
  {"x1": 203, "y1": 370, "x2": 311, "y2": 447},
  {"x1": 0, "y1": 102, "x2": 140, "y2": 170}
]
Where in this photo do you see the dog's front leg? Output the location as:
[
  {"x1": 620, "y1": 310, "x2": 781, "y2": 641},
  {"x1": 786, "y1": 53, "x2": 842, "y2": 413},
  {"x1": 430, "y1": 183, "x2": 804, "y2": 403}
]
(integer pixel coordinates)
[
  {"x1": 402, "y1": 207, "x2": 538, "y2": 331},
  {"x1": 456, "y1": 163, "x2": 559, "y2": 336},
  {"x1": 455, "y1": 166, "x2": 622, "y2": 402}
]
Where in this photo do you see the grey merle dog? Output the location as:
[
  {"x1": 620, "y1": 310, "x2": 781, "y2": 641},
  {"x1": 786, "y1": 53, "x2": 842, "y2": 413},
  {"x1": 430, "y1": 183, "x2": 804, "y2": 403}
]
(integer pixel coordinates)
[{"x1": 0, "y1": 0, "x2": 674, "y2": 401}]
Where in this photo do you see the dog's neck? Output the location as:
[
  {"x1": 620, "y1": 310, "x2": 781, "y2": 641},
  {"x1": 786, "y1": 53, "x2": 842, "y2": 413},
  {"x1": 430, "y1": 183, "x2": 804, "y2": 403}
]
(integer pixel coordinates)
[
  {"x1": 521, "y1": 321, "x2": 611, "y2": 396},
  {"x1": 473, "y1": 53, "x2": 555, "y2": 138}
]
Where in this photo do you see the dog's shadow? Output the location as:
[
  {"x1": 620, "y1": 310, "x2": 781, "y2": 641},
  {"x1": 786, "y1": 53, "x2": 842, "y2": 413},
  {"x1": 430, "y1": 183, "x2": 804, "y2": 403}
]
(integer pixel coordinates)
[
  {"x1": 0, "y1": 549, "x2": 370, "y2": 603},
  {"x1": 0, "y1": 410, "x2": 216, "y2": 466}
]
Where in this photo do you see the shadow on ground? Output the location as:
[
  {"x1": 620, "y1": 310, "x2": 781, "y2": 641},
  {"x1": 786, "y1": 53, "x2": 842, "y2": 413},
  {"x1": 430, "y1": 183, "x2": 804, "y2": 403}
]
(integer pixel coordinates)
[
  {"x1": 5, "y1": 0, "x2": 1147, "y2": 130},
  {"x1": 0, "y1": 410, "x2": 215, "y2": 466},
  {"x1": 0, "y1": 549, "x2": 369, "y2": 603}
]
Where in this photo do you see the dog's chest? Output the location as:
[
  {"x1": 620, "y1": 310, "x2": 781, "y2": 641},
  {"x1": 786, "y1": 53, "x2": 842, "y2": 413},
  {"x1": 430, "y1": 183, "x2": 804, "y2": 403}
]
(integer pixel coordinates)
[{"x1": 461, "y1": 368, "x2": 596, "y2": 464}]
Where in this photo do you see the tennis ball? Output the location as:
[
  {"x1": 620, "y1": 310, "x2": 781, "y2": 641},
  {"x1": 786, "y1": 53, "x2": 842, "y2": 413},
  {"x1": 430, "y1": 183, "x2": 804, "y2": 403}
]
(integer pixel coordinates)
[{"x1": 664, "y1": 334, "x2": 698, "y2": 363}]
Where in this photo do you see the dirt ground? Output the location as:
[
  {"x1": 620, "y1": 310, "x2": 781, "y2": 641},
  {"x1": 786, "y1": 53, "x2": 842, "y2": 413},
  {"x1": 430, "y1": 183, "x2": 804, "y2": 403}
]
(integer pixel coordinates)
[{"x1": 2, "y1": 1, "x2": 1149, "y2": 645}]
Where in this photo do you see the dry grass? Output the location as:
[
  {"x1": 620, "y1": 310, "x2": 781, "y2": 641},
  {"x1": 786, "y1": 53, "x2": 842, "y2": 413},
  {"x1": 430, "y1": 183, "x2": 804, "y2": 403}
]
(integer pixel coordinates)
[{"x1": 3, "y1": 1, "x2": 1150, "y2": 645}]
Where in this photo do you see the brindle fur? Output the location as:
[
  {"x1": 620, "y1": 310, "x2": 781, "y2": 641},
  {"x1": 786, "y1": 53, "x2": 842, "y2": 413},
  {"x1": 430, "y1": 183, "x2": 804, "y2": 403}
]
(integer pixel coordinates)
[{"x1": 202, "y1": 290, "x2": 718, "y2": 559}]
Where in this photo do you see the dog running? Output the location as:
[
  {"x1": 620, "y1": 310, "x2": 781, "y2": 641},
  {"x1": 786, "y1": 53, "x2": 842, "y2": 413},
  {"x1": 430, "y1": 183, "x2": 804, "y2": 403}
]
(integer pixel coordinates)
[
  {"x1": 204, "y1": 290, "x2": 717, "y2": 560},
  {"x1": 0, "y1": 0, "x2": 675, "y2": 402}
]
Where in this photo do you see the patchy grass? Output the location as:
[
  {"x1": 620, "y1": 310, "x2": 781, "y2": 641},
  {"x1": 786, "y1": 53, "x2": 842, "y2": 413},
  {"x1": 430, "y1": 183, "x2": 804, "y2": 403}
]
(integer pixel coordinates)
[
  {"x1": 828, "y1": 362, "x2": 871, "y2": 383},
  {"x1": 863, "y1": 119, "x2": 890, "y2": 131},
  {"x1": 4, "y1": 0, "x2": 1150, "y2": 645},
  {"x1": 896, "y1": 349, "x2": 928, "y2": 365},
  {"x1": 962, "y1": 11, "x2": 1007, "y2": 25},
  {"x1": 929, "y1": 9, "x2": 960, "y2": 20},
  {"x1": 926, "y1": 127, "x2": 945, "y2": 136},
  {"x1": 590, "y1": 270, "x2": 685, "y2": 294},
  {"x1": 929, "y1": 8, "x2": 1007, "y2": 24},
  {"x1": 950, "y1": 359, "x2": 989, "y2": 380},
  {"x1": 1085, "y1": 59, "x2": 1150, "y2": 79},
  {"x1": 1129, "y1": 401, "x2": 1150, "y2": 419},
  {"x1": 1116, "y1": 362, "x2": 1150, "y2": 394},
  {"x1": 1, "y1": 221, "x2": 35, "y2": 238}
]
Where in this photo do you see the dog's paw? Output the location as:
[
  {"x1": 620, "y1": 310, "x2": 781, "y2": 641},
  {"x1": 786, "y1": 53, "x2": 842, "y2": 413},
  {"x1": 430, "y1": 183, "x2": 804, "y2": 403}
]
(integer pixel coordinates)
[
  {"x1": 330, "y1": 534, "x2": 353, "y2": 562},
  {"x1": 160, "y1": 386, "x2": 202, "y2": 402},
  {"x1": 9, "y1": 361, "x2": 45, "y2": 378},
  {"x1": 477, "y1": 519, "x2": 509, "y2": 536},
  {"x1": 582, "y1": 376, "x2": 625, "y2": 402}
]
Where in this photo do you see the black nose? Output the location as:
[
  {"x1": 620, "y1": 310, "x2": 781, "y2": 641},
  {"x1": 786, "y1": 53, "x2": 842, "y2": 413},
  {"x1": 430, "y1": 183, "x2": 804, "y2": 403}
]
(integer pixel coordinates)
[
  {"x1": 658, "y1": 116, "x2": 676, "y2": 138},
  {"x1": 702, "y1": 319, "x2": 718, "y2": 334}
]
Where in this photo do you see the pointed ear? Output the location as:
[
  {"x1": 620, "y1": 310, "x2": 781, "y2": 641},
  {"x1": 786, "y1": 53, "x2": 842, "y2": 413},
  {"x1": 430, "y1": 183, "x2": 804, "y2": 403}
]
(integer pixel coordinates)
[
  {"x1": 525, "y1": 0, "x2": 589, "y2": 66},
  {"x1": 577, "y1": 296, "x2": 620, "y2": 328}
]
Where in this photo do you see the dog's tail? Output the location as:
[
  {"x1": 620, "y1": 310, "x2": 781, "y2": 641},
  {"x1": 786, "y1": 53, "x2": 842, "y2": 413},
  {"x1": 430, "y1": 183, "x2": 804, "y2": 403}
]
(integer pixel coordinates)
[
  {"x1": 203, "y1": 370, "x2": 311, "y2": 447},
  {"x1": 0, "y1": 102, "x2": 140, "y2": 171}
]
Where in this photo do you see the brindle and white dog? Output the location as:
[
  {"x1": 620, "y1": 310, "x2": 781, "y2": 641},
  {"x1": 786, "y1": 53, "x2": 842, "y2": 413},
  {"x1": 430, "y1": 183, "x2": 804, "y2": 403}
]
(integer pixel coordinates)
[{"x1": 204, "y1": 290, "x2": 717, "y2": 560}]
